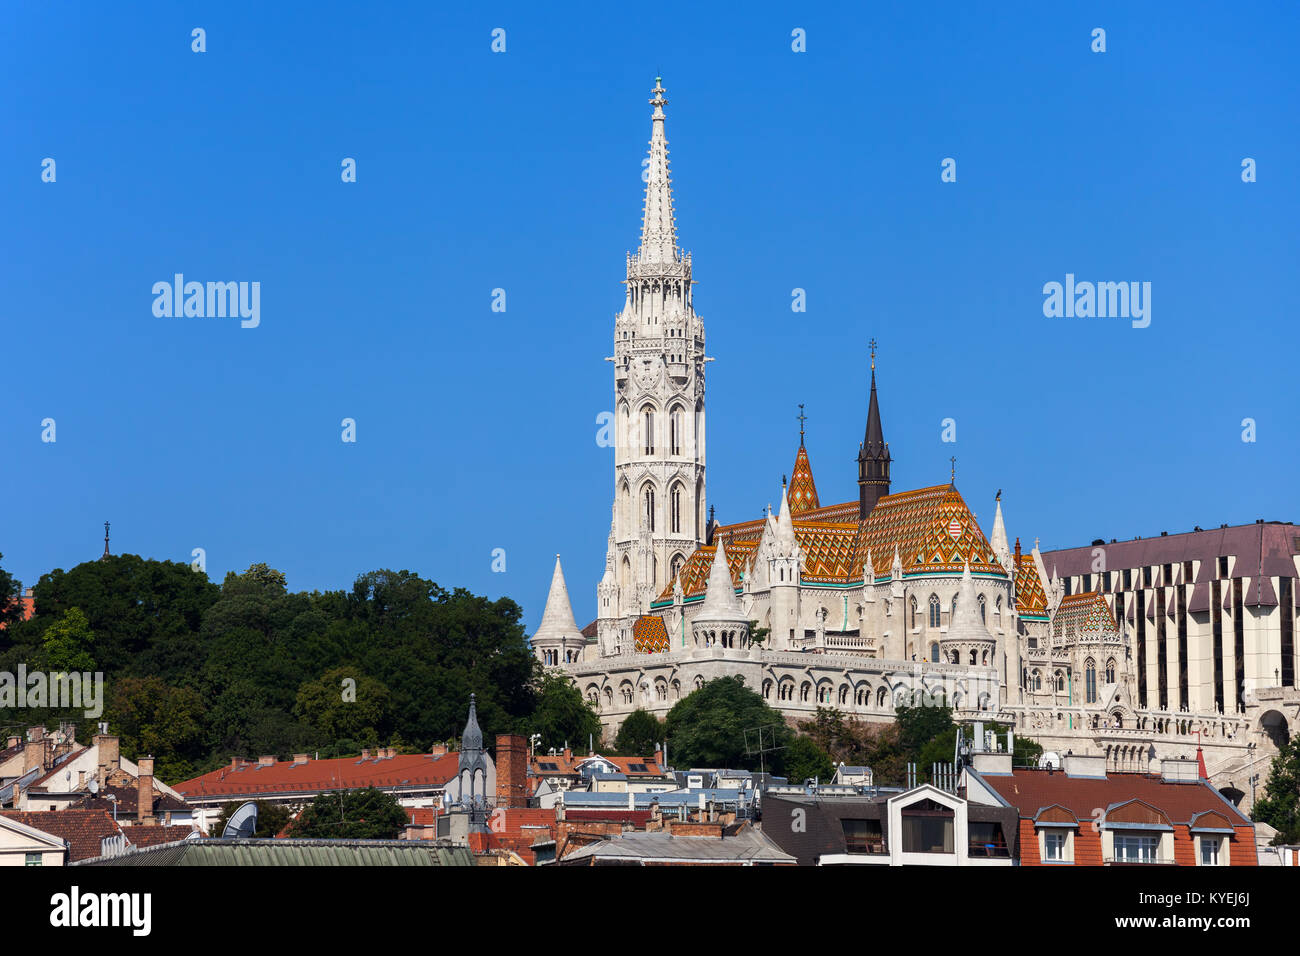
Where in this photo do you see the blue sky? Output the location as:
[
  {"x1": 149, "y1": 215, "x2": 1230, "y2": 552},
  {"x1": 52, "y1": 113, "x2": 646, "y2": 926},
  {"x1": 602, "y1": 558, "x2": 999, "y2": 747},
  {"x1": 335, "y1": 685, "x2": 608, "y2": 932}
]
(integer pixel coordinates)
[{"x1": 4, "y1": 1, "x2": 1297, "y2": 632}]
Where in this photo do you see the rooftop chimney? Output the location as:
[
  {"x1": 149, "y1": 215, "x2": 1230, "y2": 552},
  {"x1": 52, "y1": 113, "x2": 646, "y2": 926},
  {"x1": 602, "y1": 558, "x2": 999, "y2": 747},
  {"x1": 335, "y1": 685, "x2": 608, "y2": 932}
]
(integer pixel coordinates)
[
  {"x1": 137, "y1": 756, "x2": 155, "y2": 824},
  {"x1": 430, "y1": 743, "x2": 448, "y2": 757},
  {"x1": 257, "y1": 755, "x2": 276, "y2": 767},
  {"x1": 361, "y1": 748, "x2": 371, "y2": 760},
  {"x1": 93, "y1": 732, "x2": 120, "y2": 790},
  {"x1": 1062, "y1": 753, "x2": 1107, "y2": 779},
  {"x1": 292, "y1": 753, "x2": 309, "y2": 766},
  {"x1": 495, "y1": 734, "x2": 528, "y2": 809}
]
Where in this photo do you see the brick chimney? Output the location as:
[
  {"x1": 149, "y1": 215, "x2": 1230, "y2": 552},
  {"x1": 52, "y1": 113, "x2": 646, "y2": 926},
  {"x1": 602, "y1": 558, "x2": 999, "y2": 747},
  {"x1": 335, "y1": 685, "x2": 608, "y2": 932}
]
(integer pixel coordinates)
[
  {"x1": 137, "y1": 756, "x2": 155, "y2": 824},
  {"x1": 257, "y1": 755, "x2": 276, "y2": 767},
  {"x1": 93, "y1": 732, "x2": 120, "y2": 790},
  {"x1": 430, "y1": 743, "x2": 448, "y2": 757},
  {"x1": 291, "y1": 753, "x2": 309, "y2": 766},
  {"x1": 361, "y1": 748, "x2": 371, "y2": 760},
  {"x1": 22, "y1": 735, "x2": 48, "y2": 774},
  {"x1": 495, "y1": 734, "x2": 527, "y2": 809},
  {"x1": 563, "y1": 747, "x2": 572, "y2": 762}
]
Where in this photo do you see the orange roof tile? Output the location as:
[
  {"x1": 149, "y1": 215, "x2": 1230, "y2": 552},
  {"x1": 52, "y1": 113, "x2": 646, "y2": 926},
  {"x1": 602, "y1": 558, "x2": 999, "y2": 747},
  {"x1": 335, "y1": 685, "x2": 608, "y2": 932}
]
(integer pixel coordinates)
[
  {"x1": 173, "y1": 753, "x2": 463, "y2": 799},
  {"x1": 1014, "y1": 552, "x2": 1049, "y2": 618}
]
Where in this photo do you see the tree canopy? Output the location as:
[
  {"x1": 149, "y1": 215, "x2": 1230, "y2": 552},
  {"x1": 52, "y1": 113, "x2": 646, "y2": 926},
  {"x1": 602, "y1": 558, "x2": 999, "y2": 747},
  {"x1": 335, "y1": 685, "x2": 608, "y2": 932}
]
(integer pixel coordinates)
[
  {"x1": 663, "y1": 676, "x2": 793, "y2": 773},
  {"x1": 0, "y1": 554, "x2": 549, "y2": 783},
  {"x1": 1253, "y1": 737, "x2": 1300, "y2": 844}
]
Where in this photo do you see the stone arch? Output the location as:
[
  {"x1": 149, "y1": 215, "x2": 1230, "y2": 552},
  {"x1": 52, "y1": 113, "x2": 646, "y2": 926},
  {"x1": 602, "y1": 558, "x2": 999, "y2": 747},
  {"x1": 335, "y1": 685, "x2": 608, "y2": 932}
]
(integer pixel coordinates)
[{"x1": 1260, "y1": 709, "x2": 1291, "y2": 748}]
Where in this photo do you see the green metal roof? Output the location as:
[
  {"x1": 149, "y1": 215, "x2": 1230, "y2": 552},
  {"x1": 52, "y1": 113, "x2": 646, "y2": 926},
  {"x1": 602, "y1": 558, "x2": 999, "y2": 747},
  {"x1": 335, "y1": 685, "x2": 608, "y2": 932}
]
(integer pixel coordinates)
[{"x1": 74, "y1": 839, "x2": 476, "y2": 867}]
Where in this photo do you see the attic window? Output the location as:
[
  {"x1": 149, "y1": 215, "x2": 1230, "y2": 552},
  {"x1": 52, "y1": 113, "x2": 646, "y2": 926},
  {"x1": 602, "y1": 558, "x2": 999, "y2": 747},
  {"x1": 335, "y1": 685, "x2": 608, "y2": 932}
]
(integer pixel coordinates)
[
  {"x1": 539, "y1": 762, "x2": 560, "y2": 771},
  {"x1": 627, "y1": 763, "x2": 649, "y2": 773}
]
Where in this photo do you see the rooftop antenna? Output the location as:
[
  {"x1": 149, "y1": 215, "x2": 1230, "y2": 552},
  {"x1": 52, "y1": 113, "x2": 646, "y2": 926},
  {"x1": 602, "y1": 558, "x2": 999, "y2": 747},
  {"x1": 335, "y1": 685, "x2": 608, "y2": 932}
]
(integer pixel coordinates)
[{"x1": 742, "y1": 724, "x2": 787, "y2": 779}]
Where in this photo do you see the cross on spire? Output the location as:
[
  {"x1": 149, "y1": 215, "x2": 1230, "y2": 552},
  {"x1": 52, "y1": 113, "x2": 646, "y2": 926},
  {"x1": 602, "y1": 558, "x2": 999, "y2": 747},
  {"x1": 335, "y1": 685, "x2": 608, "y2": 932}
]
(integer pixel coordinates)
[
  {"x1": 950, "y1": 456, "x2": 957, "y2": 482},
  {"x1": 869, "y1": 338, "x2": 878, "y2": 371},
  {"x1": 797, "y1": 404, "x2": 807, "y2": 446},
  {"x1": 102, "y1": 521, "x2": 111, "y2": 560}
]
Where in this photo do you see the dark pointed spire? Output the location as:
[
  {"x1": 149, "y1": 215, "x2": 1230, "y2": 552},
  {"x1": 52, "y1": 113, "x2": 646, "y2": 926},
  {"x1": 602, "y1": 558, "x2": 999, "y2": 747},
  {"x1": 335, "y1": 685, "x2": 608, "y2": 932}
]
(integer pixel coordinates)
[
  {"x1": 101, "y1": 521, "x2": 111, "y2": 561},
  {"x1": 858, "y1": 341, "x2": 891, "y2": 519}
]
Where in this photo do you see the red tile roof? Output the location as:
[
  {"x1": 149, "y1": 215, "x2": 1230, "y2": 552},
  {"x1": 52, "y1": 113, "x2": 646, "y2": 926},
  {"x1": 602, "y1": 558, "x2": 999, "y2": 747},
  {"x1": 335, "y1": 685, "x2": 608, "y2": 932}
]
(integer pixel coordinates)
[
  {"x1": 174, "y1": 752, "x2": 463, "y2": 799},
  {"x1": 2, "y1": 809, "x2": 123, "y2": 862},
  {"x1": 980, "y1": 768, "x2": 1251, "y2": 826}
]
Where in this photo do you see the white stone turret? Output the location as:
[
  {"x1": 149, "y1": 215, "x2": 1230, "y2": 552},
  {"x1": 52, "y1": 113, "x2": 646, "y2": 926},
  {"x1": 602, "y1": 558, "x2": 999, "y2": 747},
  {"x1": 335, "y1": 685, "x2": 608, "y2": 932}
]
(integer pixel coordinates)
[
  {"x1": 534, "y1": 555, "x2": 585, "y2": 665},
  {"x1": 942, "y1": 561, "x2": 996, "y2": 669},
  {"x1": 691, "y1": 539, "x2": 749, "y2": 650}
]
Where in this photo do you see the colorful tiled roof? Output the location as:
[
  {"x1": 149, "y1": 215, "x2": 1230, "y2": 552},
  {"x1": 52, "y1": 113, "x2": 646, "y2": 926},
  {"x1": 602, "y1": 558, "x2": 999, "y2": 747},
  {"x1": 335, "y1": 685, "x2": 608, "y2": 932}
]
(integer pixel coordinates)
[
  {"x1": 787, "y1": 444, "x2": 820, "y2": 515},
  {"x1": 1014, "y1": 552, "x2": 1049, "y2": 618},
  {"x1": 659, "y1": 483, "x2": 1006, "y2": 600},
  {"x1": 633, "y1": 614, "x2": 670, "y2": 653},
  {"x1": 1052, "y1": 591, "x2": 1117, "y2": 640}
]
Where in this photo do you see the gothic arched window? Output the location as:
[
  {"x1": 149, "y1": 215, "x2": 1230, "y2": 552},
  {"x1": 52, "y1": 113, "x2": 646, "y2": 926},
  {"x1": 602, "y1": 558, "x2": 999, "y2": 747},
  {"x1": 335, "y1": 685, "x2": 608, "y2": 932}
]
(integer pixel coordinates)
[
  {"x1": 928, "y1": 594, "x2": 941, "y2": 628},
  {"x1": 978, "y1": 593, "x2": 986, "y2": 623},
  {"x1": 1032, "y1": 669, "x2": 1042, "y2": 691},
  {"x1": 669, "y1": 405, "x2": 684, "y2": 456},
  {"x1": 670, "y1": 484, "x2": 683, "y2": 534},
  {"x1": 930, "y1": 642, "x2": 940, "y2": 662},
  {"x1": 643, "y1": 486, "x2": 656, "y2": 532},
  {"x1": 1055, "y1": 670, "x2": 1066, "y2": 693},
  {"x1": 910, "y1": 596, "x2": 918, "y2": 629},
  {"x1": 1085, "y1": 658, "x2": 1097, "y2": 703},
  {"x1": 642, "y1": 405, "x2": 656, "y2": 455},
  {"x1": 1105, "y1": 658, "x2": 1116, "y2": 683},
  {"x1": 670, "y1": 552, "x2": 684, "y2": 583}
]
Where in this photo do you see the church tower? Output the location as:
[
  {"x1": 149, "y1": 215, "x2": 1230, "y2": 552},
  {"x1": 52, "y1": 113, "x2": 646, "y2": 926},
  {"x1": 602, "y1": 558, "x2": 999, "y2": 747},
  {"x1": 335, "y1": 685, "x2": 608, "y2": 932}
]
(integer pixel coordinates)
[
  {"x1": 857, "y1": 344, "x2": 891, "y2": 520},
  {"x1": 602, "y1": 78, "x2": 708, "y2": 650}
]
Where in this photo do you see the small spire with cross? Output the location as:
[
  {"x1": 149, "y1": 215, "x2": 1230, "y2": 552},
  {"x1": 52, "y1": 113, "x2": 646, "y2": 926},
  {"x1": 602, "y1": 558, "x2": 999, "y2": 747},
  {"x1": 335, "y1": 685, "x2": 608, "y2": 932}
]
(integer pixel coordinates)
[
  {"x1": 869, "y1": 338, "x2": 878, "y2": 371},
  {"x1": 949, "y1": 456, "x2": 957, "y2": 482},
  {"x1": 102, "y1": 521, "x2": 111, "y2": 560},
  {"x1": 797, "y1": 404, "x2": 807, "y2": 446}
]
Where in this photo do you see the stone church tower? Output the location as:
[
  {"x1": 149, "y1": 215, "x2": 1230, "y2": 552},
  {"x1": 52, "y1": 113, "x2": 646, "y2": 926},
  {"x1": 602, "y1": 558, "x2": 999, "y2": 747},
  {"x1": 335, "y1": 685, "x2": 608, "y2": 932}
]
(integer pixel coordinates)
[{"x1": 600, "y1": 78, "x2": 708, "y2": 655}]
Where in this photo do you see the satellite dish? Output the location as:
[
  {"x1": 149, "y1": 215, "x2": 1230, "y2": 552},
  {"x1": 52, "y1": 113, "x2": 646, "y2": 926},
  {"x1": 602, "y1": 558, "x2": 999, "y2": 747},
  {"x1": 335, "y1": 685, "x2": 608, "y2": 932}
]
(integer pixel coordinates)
[
  {"x1": 221, "y1": 801, "x2": 259, "y2": 839},
  {"x1": 1039, "y1": 752, "x2": 1061, "y2": 770},
  {"x1": 87, "y1": 778, "x2": 100, "y2": 795}
]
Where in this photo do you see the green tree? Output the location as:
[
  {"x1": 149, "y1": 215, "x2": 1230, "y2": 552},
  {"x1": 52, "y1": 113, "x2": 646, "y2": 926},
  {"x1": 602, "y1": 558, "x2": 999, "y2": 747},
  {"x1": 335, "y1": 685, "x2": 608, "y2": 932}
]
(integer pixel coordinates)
[
  {"x1": 107, "y1": 676, "x2": 208, "y2": 782},
  {"x1": 295, "y1": 666, "x2": 392, "y2": 745},
  {"x1": 528, "y1": 673, "x2": 602, "y2": 751},
  {"x1": 663, "y1": 676, "x2": 793, "y2": 772},
  {"x1": 41, "y1": 607, "x2": 95, "y2": 672},
  {"x1": 1253, "y1": 738, "x2": 1300, "y2": 844},
  {"x1": 895, "y1": 698, "x2": 954, "y2": 758},
  {"x1": 747, "y1": 619, "x2": 770, "y2": 647},
  {"x1": 785, "y1": 735, "x2": 835, "y2": 784},
  {"x1": 212, "y1": 799, "x2": 292, "y2": 838},
  {"x1": 292, "y1": 787, "x2": 410, "y2": 839},
  {"x1": 0, "y1": 553, "x2": 22, "y2": 632},
  {"x1": 614, "y1": 709, "x2": 662, "y2": 755}
]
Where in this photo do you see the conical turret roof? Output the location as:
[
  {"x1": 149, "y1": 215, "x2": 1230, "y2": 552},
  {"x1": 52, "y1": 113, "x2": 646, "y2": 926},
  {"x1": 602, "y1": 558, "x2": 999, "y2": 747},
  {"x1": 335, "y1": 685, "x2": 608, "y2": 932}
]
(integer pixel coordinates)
[
  {"x1": 533, "y1": 555, "x2": 581, "y2": 646},
  {"x1": 947, "y1": 561, "x2": 993, "y2": 645},
  {"x1": 694, "y1": 539, "x2": 745, "y2": 622}
]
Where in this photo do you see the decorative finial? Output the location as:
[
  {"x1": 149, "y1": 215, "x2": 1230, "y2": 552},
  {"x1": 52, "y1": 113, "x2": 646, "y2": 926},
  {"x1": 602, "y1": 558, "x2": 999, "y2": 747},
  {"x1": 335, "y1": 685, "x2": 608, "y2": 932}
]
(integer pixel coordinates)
[
  {"x1": 950, "y1": 456, "x2": 956, "y2": 482},
  {"x1": 869, "y1": 338, "x2": 878, "y2": 371},
  {"x1": 797, "y1": 404, "x2": 807, "y2": 446},
  {"x1": 782, "y1": 473, "x2": 787, "y2": 489},
  {"x1": 996, "y1": 488, "x2": 1002, "y2": 501}
]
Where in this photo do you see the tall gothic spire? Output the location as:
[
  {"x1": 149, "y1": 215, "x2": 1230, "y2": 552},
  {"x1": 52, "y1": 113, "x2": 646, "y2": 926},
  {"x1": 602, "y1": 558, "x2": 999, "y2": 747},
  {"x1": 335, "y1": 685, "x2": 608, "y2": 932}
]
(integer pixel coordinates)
[
  {"x1": 858, "y1": 341, "x2": 891, "y2": 519},
  {"x1": 101, "y1": 521, "x2": 111, "y2": 561},
  {"x1": 638, "y1": 77, "x2": 678, "y2": 264},
  {"x1": 788, "y1": 406, "x2": 820, "y2": 516}
]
